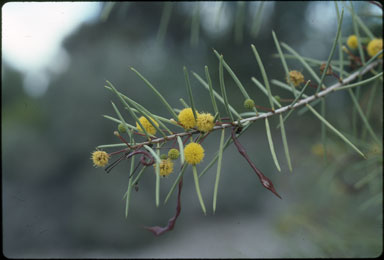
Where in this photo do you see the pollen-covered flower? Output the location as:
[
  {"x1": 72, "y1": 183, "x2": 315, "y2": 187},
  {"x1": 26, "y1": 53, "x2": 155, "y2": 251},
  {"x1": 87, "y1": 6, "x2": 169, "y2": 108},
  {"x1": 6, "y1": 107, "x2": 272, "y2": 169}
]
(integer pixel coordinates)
[
  {"x1": 347, "y1": 35, "x2": 358, "y2": 49},
  {"x1": 154, "y1": 159, "x2": 174, "y2": 177},
  {"x1": 367, "y1": 38, "x2": 383, "y2": 57},
  {"x1": 178, "y1": 108, "x2": 199, "y2": 129},
  {"x1": 184, "y1": 142, "x2": 205, "y2": 165},
  {"x1": 136, "y1": 116, "x2": 159, "y2": 135},
  {"x1": 287, "y1": 70, "x2": 305, "y2": 87},
  {"x1": 196, "y1": 112, "x2": 214, "y2": 132},
  {"x1": 168, "y1": 148, "x2": 180, "y2": 160},
  {"x1": 91, "y1": 150, "x2": 110, "y2": 167},
  {"x1": 243, "y1": 98, "x2": 255, "y2": 109}
]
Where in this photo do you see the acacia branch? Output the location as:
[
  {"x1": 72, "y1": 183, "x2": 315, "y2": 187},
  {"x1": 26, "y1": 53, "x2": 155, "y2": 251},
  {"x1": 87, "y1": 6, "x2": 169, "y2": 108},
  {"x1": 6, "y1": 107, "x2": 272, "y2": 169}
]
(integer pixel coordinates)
[{"x1": 120, "y1": 60, "x2": 381, "y2": 150}]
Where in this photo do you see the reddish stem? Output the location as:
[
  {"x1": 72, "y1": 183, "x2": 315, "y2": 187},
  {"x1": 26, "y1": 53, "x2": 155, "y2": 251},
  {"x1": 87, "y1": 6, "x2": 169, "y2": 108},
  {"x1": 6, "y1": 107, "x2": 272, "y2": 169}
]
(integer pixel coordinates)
[
  {"x1": 254, "y1": 105, "x2": 274, "y2": 112},
  {"x1": 144, "y1": 178, "x2": 183, "y2": 236},
  {"x1": 231, "y1": 127, "x2": 282, "y2": 199}
]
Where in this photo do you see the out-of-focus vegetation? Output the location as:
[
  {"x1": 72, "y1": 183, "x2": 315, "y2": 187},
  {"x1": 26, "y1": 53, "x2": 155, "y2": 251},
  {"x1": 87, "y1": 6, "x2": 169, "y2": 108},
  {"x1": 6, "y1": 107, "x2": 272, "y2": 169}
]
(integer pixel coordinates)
[{"x1": 2, "y1": 1, "x2": 382, "y2": 258}]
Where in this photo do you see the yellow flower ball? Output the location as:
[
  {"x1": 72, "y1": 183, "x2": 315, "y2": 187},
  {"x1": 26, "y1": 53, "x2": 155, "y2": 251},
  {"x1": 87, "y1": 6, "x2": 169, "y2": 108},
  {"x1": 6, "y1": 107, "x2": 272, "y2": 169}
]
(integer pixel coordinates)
[
  {"x1": 178, "y1": 108, "x2": 199, "y2": 129},
  {"x1": 287, "y1": 70, "x2": 304, "y2": 87},
  {"x1": 196, "y1": 112, "x2": 214, "y2": 132},
  {"x1": 367, "y1": 38, "x2": 383, "y2": 57},
  {"x1": 347, "y1": 35, "x2": 358, "y2": 49},
  {"x1": 136, "y1": 116, "x2": 159, "y2": 135},
  {"x1": 154, "y1": 159, "x2": 174, "y2": 177},
  {"x1": 91, "y1": 150, "x2": 110, "y2": 167},
  {"x1": 184, "y1": 142, "x2": 205, "y2": 165}
]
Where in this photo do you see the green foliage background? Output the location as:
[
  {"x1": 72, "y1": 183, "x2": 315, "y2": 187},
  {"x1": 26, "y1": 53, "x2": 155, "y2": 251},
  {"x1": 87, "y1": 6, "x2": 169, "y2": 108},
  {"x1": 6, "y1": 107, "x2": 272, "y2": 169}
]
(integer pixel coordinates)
[{"x1": 2, "y1": 1, "x2": 382, "y2": 257}]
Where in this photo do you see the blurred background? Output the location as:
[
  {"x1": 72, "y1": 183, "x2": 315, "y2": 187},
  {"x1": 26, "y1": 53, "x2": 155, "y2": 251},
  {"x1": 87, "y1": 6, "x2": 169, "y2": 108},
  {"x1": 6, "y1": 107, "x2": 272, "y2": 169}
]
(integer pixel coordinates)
[{"x1": 2, "y1": 1, "x2": 382, "y2": 258}]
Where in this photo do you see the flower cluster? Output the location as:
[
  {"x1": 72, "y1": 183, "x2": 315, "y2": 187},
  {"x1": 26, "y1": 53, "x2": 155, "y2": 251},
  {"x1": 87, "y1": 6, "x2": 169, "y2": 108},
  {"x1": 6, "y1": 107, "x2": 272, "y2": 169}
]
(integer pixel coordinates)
[
  {"x1": 154, "y1": 159, "x2": 174, "y2": 177},
  {"x1": 367, "y1": 38, "x2": 383, "y2": 58},
  {"x1": 347, "y1": 35, "x2": 358, "y2": 49},
  {"x1": 178, "y1": 108, "x2": 214, "y2": 132},
  {"x1": 346, "y1": 35, "x2": 383, "y2": 58},
  {"x1": 184, "y1": 142, "x2": 205, "y2": 165},
  {"x1": 136, "y1": 116, "x2": 159, "y2": 135},
  {"x1": 178, "y1": 108, "x2": 198, "y2": 129},
  {"x1": 91, "y1": 150, "x2": 110, "y2": 167},
  {"x1": 287, "y1": 70, "x2": 304, "y2": 87}
]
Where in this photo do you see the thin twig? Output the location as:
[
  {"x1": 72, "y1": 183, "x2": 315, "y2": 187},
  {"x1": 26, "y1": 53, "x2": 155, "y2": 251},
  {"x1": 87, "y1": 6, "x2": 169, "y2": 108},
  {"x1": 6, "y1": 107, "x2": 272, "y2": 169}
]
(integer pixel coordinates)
[{"x1": 115, "y1": 60, "x2": 381, "y2": 150}]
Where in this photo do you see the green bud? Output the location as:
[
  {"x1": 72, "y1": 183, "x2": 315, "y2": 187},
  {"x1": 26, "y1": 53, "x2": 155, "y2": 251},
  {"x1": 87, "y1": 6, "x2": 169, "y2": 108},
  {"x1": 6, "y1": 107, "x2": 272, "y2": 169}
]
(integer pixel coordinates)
[
  {"x1": 274, "y1": 95, "x2": 281, "y2": 103},
  {"x1": 160, "y1": 154, "x2": 168, "y2": 160},
  {"x1": 118, "y1": 123, "x2": 127, "y2": 133},
  {"x1": 168, "y1": 148, "x2": 180, "y2": 160},
  {"x1": 243, "y1": 98, "x2": 255, "y2": 109}
]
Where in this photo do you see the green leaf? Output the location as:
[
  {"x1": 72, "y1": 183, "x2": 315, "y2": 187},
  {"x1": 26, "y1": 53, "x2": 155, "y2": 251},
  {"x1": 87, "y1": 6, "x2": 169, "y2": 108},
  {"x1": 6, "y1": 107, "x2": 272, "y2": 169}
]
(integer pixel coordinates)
[
  {"x1": 279, "y1": 114, "x2": 292, "y2": 172},
  {"x1": 251, "y1": 44, "x2": 275, "y2": 110},
  {"x1": 271, "y1": 30, "x2": 297, "y2": 97},
  {"x1": 336, "y1": 72, "x2": 383, "y2": 91},
  {"x1": 213, "y1": 128, "x2": 225, "y2": 213},
  {"x1": 251, "y1": 77, "x2": 282, "y2": 108},
  {"x1": 107, "y1": 81, "x2": 151, "y2": 139},
  {"x1": 155, "y1": 143, "x2": 161, "y2": 207},
  {"x1": 102, "y1": 115, "x2": 138, "y2": 131},
  {"x1": 131, "y1": 166, "x2": 147, "y2": 188},
  {"x1": 192, "y1": 71, "x2": 242, "y2": 120},
  {"x1": 164, "y1": 163, "x2": 187, "y2": 204},
  {"x1": 177, "y1": 136, "x2": 185, "y2": 165},
  {"x1": 204, "y1": 66, "x2": 220, "y2": 121},
  {"x1": 179, "y1": 98, "x2": 189, "y2": 108},
  {"x1": 334, "y1": 1, "x2": 344, "y2": 84},
  {"x1": 143, "y1": 144, "x2": 162, "y2": 207},
  {"x1": 219, "y1": 54, "x2": 235, "y2": 122},
  {"x1": 127, "y1": 98, "x2": 167, "y2": 138},
  {"x1": 265, "y1": 117, "x2": 281, "y2": 172},
  {"x1": 110, "y1": 101, "x2": 132, "y2": 139},
  {"x1": 104, "y1": 85, "x2": 181, "y2": 130},
  {"x1": 193, "y1": 165, "x2": 206, "y2": 215},
  {"x1": 270, "y1": 79, "x2": 309, "y2": 98},
  {"x1": 184, "y1": 66, "x2": 198, "y2": 120},
  {"x1": 316, "y1": 8, "x2": 344, "y2": 93},
  {"x1": 306, "y1": 104, "x2": 366, "y2": 159},
  {"x1": 276, "y1": 80, "x2": 311, "y2": 128},
  {"x1": 130, "y1": 67, "x2": 178, "y2": 120},
  {"x1": 350, "y1": 3, "x2": 365, "y2": 65},
  {"x1": 199, "y1": 121, "x2": 252, "y2": 179},
  {"x1": 124, "y1": 154, "x2": 135, "y2": 218},
  {"x1": 347, "y1": 88, "x2": 380, "y2": 144},
  {"x1": 280, "y1": 42, "x2": 322, "y2": 85},
  {"x1": 97, "y1": 143, "x2": 128, "y2": 149},
  {"x1": 213, "y1": 49, "x2": 258, "y2": 115}
]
